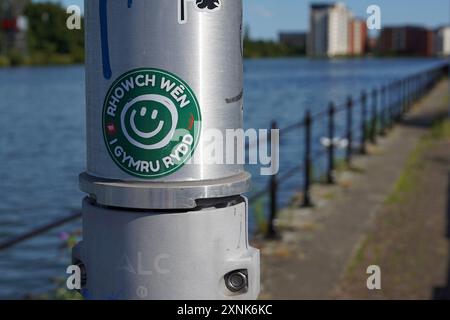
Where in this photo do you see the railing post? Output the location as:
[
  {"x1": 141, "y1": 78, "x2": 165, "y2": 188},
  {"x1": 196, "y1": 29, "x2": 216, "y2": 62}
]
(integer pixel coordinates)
[
  {"x1": 302, "y1": 110, "x2": 313, "y2": 207},
  {"x1": 327, "y1": 102, "x2": 335, "y2": 184},
  {"x1": 380, "y1": 86, "x2": 387, "y2": 135},
  {"x1": 346, "y1": 96, "x2": 353, "y2": 165},
  {"x1": 267, "y1": 122, "x2": 278, "y2": 238},
  {"x1": 401, "y1": 79, "x2": 405, "y2": 117},
  {"x1": 416, "y1": 75, "x2": 419, "y2": 101},
  {"x1": 406, "y1": 77, "x2": 410, "y2": 111},
  {"x1": 360, "y1": 91, "x2": 367, "y2": 154},
  {"x1": 409, "y1": 76, "x2": 413, "y2": 108},
  {"x1": 422, "y1": 73, "x2": 426, "y2": 96},
  {"x1": 388, "y1": 82, "x2": 394, "y2": 129},
  {"x1": 404, "y1": 78, "x2": 407, "y2": 113},
  {"x1": 406, "y1": 77, "x2": 411, "y2": 110},
  {"x1": 414, "y1": 75, "x2": 419, "y2": 102},
  {"x1": 370, "y1": 89, "x2": 378, "y2": 144},
  {"x1": 397, "y1": 80, "x2": 402, "y2": 121},
  {"x1": 419, "y1": 73, "x2": 422, "y2": 99},
  {"x1": 420, "y1": 73, "x2": 424, "y2": 97},
  {"x1": 404, "y1": 78, "x2": 408, "y2": 112},
  {"x1": 396, "y1": 81, "x2": 400, "y2": 118}
]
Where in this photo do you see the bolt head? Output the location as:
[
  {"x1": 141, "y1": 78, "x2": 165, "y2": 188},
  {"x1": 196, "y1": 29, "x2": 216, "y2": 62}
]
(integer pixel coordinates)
[{"x1": 225, "y1": 270, "x2": 248, "y2": 293}]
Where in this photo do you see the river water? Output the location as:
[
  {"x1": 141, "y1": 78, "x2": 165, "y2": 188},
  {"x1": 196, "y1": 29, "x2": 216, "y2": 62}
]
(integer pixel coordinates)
[{"x1": 0, "y1": 58, "x2": 445, "y2": 298}]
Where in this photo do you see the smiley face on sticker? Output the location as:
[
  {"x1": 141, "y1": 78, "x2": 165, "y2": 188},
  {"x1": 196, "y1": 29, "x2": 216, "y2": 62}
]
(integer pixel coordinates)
[
  {"x1": 121, "y1": 94, "x2": 179, "y2": 150},
  {"x1": 102, "y1": 68, "x2": 201, "y2": 179}
]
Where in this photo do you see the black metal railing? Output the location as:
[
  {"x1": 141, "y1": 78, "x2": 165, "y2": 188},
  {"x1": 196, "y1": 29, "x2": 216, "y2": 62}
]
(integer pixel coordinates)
[
  {"x1": 0, "y1": 63, "x2": 448, "y2": 250},
  {"x1": 248, "y1": 63, "x2": 449, "y2": 239}
]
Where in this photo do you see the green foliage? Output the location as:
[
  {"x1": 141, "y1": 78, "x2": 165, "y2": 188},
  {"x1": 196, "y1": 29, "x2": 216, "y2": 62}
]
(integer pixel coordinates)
[
  {"x1": 0, "y1": 56, "x2": 9, "y2": 67},
  {"x1": 429, "y1": 116, "x2": 450, "y2": 139},
  {"x1": 386, "y1": 116, "x2": 450, "y2": 204},
  {"x1": 25, "y1": 2, "x2": 84, "y2": 57},
  {"x1": 243, "y1": 24, "x2": 305, "y2": 58},
  {"x1": 2, "y1": 4, "x2": 307, "y2": 66},
  {"x1": 0, "y1": 1, "x2": 85, "y2": 67},
  {"x1": 244, "y1": 39, "x2": 305, "y2": 59},
  {"x1": 7, "y1": 48, "x2": 26, "y2": 66}
]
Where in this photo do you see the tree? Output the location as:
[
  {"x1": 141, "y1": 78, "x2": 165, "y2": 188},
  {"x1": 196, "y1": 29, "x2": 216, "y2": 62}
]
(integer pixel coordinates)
[{"x1": 24, "y1": 2, "x2": 84, "y2": 62}]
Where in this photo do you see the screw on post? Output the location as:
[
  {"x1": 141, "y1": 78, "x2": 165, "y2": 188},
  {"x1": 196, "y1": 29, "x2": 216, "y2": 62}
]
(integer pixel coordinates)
[
  {"x1": 225, "y1": 270, "x2": 248, "y2": 293},
  {"x1": 360, "y1": 91, "x2": 368, "y2": 155},
  {"x1": 302, "y1": 110, "x2": 313, "y2": 208},
  {"x1": 327, "y1": 102, "x2": 336, "y2": 184},
  {"x1": 345, "y1": 96, "x2": 353, "y2": 166}
]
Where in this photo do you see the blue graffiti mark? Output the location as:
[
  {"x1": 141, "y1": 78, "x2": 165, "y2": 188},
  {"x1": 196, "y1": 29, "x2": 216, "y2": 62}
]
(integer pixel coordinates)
[
  {"x1": 99, "y1": 0, "x2": 112, "y2": 79},
  {"x1": 99, "y1": 0, "x2": 136, "y2": 80}
]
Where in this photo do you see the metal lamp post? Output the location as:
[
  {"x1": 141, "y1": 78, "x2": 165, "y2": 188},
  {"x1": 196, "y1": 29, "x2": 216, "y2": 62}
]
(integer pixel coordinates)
[{"x1": 73, "y1": 0, "x2": 260, "y2": 300}]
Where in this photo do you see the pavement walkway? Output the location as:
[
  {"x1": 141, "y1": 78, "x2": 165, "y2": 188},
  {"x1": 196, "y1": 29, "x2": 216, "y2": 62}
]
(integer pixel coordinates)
[{"x1": 253, "y1": 79, "x2": 450, "y2": 300}]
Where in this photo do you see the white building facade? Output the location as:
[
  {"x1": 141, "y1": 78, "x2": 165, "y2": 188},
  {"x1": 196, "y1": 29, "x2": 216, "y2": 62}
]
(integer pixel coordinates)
[
  {"x1": 309, "y1": 2, "x2": 352, "y2": 57},
  {"x1": 308, "y1": 2, "x2": 367, "y2": 57},
  {"x1": 328, "y1": 3, "x2": 351, "y2": 56},
  {"x1": 435, "y1": 26, "x2": 450, "y2": 56}
]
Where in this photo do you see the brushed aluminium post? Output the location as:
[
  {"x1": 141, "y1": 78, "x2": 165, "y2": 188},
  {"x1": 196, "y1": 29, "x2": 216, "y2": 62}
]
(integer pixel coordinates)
[{"x1": 73, "y1": 0, "x2": 260, "y2": 300}]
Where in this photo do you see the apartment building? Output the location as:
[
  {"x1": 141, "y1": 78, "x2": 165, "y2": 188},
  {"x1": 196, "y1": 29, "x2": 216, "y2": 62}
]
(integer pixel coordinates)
[
  {"x1": 309, "y1": 2, "x2": 365, "y2": 57},
  {"x1": 348, "y1": 18, "x2": 367, "y2": 56},
  {"x1": 434, "y1": 26, "x2": 450, "y2": 56},
  {"x1": 379, "y1": 26, "x2": 434, "y2": 57},
  {"x1": 327, "y1": 3, "x2": 351, "y2": 56},
  {"x1": 308, "y1": 3, "x2": 332, "y2": 56}
]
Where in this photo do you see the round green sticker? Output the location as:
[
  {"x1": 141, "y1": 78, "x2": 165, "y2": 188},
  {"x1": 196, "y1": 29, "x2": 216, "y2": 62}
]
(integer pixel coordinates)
[{"x1": 102, "y1": 68, "x2": 201, "y2": 179}]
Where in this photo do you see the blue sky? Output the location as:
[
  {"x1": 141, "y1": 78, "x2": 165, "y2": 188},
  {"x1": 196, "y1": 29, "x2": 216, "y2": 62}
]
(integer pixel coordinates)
[{"x1": 39, "y1": 0, "x2": 450, "y2": 40}]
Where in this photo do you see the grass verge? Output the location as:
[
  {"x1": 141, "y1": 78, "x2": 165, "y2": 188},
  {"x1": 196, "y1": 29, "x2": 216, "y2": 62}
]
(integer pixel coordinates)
[{"x1": 386, "y1": 116, "x2": 450, "y2": 204}]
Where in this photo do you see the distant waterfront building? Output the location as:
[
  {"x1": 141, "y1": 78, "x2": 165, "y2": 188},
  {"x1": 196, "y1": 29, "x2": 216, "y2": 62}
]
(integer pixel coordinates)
[
  {"x1": 327, "y1": 3, "x2": 351, "y2": 56},
  {"x1": 434, "y1": 26, "x2": 450, "y2": 56},
  {"x1": 279, "y1": 32, "x2": 307, "y2": 48},
  {"x1": 308, "y1": 3, "x2": 331, "y2": 57},
  {"x1": 367, "y1": 37, "x2": 378, "y2": 54},
  {"x1": 348, "y1": 18, "x2": 367, "y2": 56},
  {"x1": 0, "y1": 0, "x2": 29, "y2": 55},
  {"x1": 309, "y1": 2, "x2": 362, "y2": 57},
  {"x1": 378, "y1": 26, "x2": 434, "y2": 57}
]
